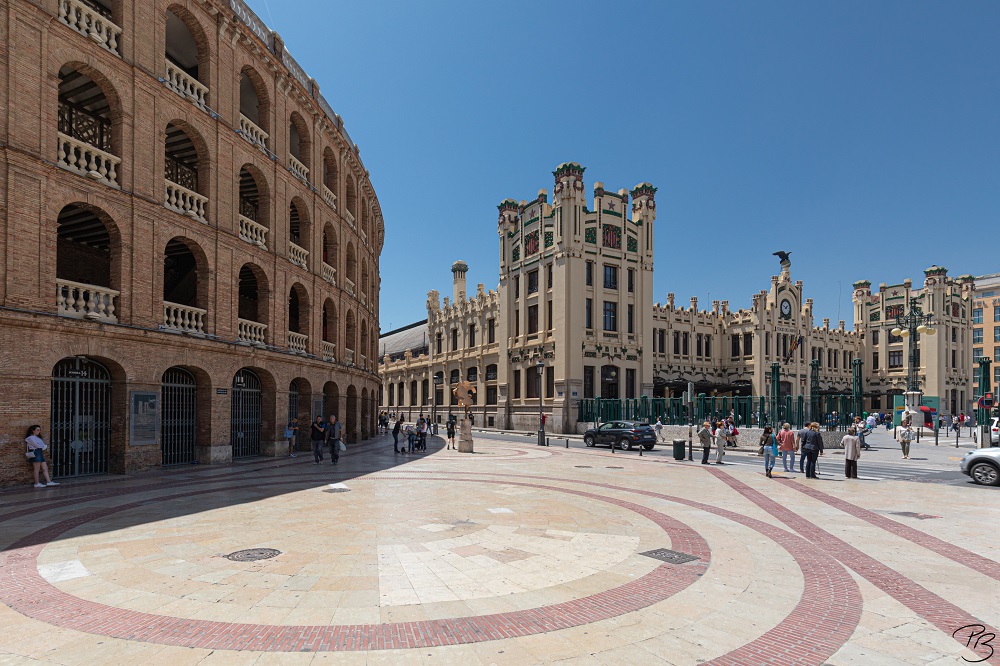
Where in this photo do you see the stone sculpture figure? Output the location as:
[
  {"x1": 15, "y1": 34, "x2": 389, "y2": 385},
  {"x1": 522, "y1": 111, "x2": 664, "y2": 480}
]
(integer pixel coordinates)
[{"x1": 452, "y1": 381, "x2": 476, "y2": 453}]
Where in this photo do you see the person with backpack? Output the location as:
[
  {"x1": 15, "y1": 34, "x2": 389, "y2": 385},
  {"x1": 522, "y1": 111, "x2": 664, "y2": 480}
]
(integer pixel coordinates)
[
  {"x1": 759, "y1": 426, "x2": 779, "y2": 478},
  {"x1": 446, "y1": 417, "x2": 457, "y2": 450}
]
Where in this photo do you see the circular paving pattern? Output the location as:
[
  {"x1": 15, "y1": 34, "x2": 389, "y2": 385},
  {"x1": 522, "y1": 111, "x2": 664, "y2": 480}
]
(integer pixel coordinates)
[{"x1": 0, "y1": 475, "x2": 710, "y2": 652}]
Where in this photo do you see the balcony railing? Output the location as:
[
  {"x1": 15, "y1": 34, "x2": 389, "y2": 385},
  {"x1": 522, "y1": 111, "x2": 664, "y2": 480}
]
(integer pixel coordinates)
[
  {"x1": 238, "y1": 215, "x2": 268, "y2": 249},
  {"x1": 344, "y1": 209, "x2": 356, "y2": 229},
  {"x1": 288, "y1": 242, "x2": 308, "y2": 269},
  {"x1": 163, "y1": 302, "x2": 206, "y2": 334},
  {"x1": 287, "y1": 331, "x2": 308, "y2": 354},
  {"x1": 56, "y1": 279, "x2": 118, "y2": 323},
  {"x1": 164, "y1": 61, "x2": 208, "y2": 111},
  {"x1": 56, "y1": 132, "x2": 120, "y2": 186},
  {"x1": 239, "y1": 115, "x2": 268, "y2": 151},
  {"x1": 58, "y1": 0, "x2": 121, "y2": 55},
  {"x1": 237, "y1": 318, "x2": 267, "y2": 345},
  {"x1": 288, "y1": 154, "x2": 309, "y2": 183},
  {"x1": 321, "y1": 184, "x2": 337, "y2": 210},
  {"x1": 345, "y1": 278, "x2": 356, "y2": 297},
  {"x1": 322, "y1": 262, "x2": 337, "y2": 286},
  {"x1": 360, "y1": 291, "x2": 368, "y2": 306},
  {"x1": 360, "y1": 354, "x2": 368, "y2": 370},
  {"x1": 165, "y1": 180, "x2": 208, "y2": 221},
  {"x1": 322, "y1": 341, "x2": 336, "y2": 362},
  {"x1": 361, "y1": 229, "x2": 368, "y2": 245},
  {"x1": 345, "y1": 348, "x2": 355, "y2": 365}
]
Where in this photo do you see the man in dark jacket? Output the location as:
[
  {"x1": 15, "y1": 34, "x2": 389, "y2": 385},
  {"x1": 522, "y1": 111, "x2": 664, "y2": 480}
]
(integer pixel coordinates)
[
  {"x1": 801, "y1": 422, "x2": 825, "y2": 479},
  {"x1": 310, "y1": 416, "x2": 326, "y2": 463},
  {"x1": 326, "y1": 414, "x2": 343, "y2": 465}
]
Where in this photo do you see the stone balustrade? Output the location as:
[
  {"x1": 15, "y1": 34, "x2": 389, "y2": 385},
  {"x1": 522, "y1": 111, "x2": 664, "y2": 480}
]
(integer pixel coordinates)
[
  {"x1": 163, "y1": 302, "x2": 206, "y2": 334},
  {"x1": 360, "y1": 291, "x2": 368, "y2": 306},
  {"x1": 239, "y1": 115, "x2": 269, "y2": 150},
  {"x1": 322, "y1": 262, "x2": 337, "y2": 286},
  {"x1": 344, "y1": 209, "x2": 356, "y2": 229},
  {"x1": 288, "y1": 154, "x2": 309, "y2": 183},
  {"x1": 58, "y1": 0, "x2": 121, "y2": 55},
  {"x1": 360, "y1": 354, "x2": 368, "y2": 370},
  {"x1": 288, "y1": 242, "x2": 308, "y2": 269},
  {"x1": 345, "y1": 278, "x2": 356, "y2": 297},
  {"x1": 56, "y1": 279, "x2": 119, "y2": 323},
  {"x1": 345, "y1": 349, "x2": 355, "y2": 365},
  {"x1": 165, "y1": 180, "x2": 208, "y2": 221},
  {"x1": 322, "y1": 341, "x2": 336, "y2": 362},
  {"x1": 361, "y1": 229, "x2": 368, "y2": 245},
  {"x1": 164, "y1": 61, "x2": 208, "y2": 110},
  {"x1": 237, "y1": 318, "x2": 267, "y2": 345},
  {"x1": 56, "y1": 132, "x2": 120, "y2": 186},
  {"x1": 238, "y1": 215, "x2": 268, "y2": 249},
  {"x1": 287, "y1": 331, "x2": 308, "y2": 353},
  {"x1": 321, "y1": 184, "x2": 337, "y2": 210}
]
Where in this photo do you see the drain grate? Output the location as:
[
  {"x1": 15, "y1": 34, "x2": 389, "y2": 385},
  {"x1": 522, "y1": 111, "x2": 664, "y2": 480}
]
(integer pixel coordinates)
[
  {"x1": 574, "y1": 465, "x2": 592, "y2": 468},
  {"x1": 639, "y1": 548, "x2": 700, "y2": 565},
  {"x1": 226, "y1": 548, "x2": 281, "y2": 562}
]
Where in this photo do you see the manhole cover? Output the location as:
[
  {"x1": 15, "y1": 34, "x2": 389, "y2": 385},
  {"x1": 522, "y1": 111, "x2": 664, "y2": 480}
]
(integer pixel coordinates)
[
  {"x1": 639, "y1": 548, "x2": 700, "y2": 565},
  {"x1": 226, "y1": 548, "x2": 281, "y2": 562},
  {"x1": 574, "y1": 465, "x2": 592, "y2": 468}
]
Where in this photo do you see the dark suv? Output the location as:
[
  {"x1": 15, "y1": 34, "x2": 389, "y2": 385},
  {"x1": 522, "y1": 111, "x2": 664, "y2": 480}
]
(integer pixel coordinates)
[{"x1": 582, "y1": 421, "x2": 657, "y2": 451}]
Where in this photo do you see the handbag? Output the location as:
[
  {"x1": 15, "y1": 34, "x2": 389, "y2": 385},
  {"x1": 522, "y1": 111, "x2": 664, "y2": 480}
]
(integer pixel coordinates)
[{"x1": 338, "y1": 441, "x2": 346, "y2": 452}]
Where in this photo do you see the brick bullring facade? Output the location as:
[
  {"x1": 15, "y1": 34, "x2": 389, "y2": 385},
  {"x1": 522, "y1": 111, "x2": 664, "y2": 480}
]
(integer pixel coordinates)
[{"x1": 0, "y1": 0, "x2": 382, "y2": 486}]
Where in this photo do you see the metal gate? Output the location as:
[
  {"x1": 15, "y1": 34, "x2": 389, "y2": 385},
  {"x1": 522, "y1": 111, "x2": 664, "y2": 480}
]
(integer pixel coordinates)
[
  {"x1": 50, "y1": 357, "x2": 111, "y2": 478},
  {"x1": 231, "y1": 368, "x2": 262, "y2": 458},
  {"x1": 162, "y1": 367, "x2": 196, "y2": 465},
  {"x1": 287, "y1": 380, "x2": 299, "y2": 452}
]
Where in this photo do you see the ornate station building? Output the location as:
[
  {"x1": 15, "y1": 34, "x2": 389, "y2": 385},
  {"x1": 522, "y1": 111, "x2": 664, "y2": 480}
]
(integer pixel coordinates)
[
  {"x1": 0, "y1": 0, "x2": 382, "y2": 486},
  {"x1": 379, "y1": 163, "x2": 975, "y2": 433}
]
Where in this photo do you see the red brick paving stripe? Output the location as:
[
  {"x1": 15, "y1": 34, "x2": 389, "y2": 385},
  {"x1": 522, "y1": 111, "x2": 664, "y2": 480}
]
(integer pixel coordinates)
[
  {"x1": 781, "y1": 481, "x2": 1000, "y2": 583},
  {"x1": 0, "y1": 476, "x2": 707, "y2": 652},
  {"x1": 707, "y1": 469, "x2": 1000, "y2": 666}
]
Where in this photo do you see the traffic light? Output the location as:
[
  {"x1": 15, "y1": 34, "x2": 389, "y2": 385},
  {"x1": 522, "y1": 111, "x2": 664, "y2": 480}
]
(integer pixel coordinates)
[{"x1": 984, "y1": 393, "x2": 995, "y2": 408}]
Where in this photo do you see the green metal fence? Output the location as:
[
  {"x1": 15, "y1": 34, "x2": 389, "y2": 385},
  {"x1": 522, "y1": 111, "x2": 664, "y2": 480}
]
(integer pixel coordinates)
[{"x1": 577, "y1": 395, "x2": 863, "y2": 431}]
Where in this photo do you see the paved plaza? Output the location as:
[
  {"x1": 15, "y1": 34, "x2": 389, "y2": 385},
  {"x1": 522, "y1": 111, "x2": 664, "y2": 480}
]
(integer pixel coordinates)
[{"x1": 1, "y1": 432, "x2": 998, "y2": 665}]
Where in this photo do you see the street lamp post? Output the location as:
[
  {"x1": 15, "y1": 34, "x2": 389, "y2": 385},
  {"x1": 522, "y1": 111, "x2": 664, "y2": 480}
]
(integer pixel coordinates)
[
  {"x1": 536, "y1": 360, "x2": 545, "y2": 446},
  {"x1": 890, "y1": 296, "x2": 936, "y2": 421},
  {"x1": 432, "y1": 374, "x2": 443, "y2": 434}
]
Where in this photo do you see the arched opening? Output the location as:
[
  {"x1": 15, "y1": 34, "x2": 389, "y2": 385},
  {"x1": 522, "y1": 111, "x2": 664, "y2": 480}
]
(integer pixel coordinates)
[
  {"x1": 164, "y1": 8, "x2": 208, "y2": 109},
  {"x1": 288, "y1": 198, "x2": 309, "y2": 268},
  {"x1": 161, "y1": 366, "x2": 197, "y2": 465},
  {"x1": 346, "y1": 385, "x2": 358, "y2": 443},
  {"x1": 238, "y1": 166, "x2": 268, "y2": 248},
  {"x1": 231, "y1": 368, "x2": 262, "y2": 458},
  {"x1": 322, "y1": 147, "x2": 338, "y2": 207},
  {"x1": 56, "y1": 204, "x2": 119, "y2": 323},
  {"x1": 361, "y1": 198, "x2": 369, "y2": 242},
  {"x1": 345, "y1": 309, "x2": 357, "y2": 364},
  {"x1": 322, "y1": 299, "x2": 337, "y2": 361},
  {"x1": 238, "y1": 67, "x2": 269, "y2": 149},
  {"x1": 387, "y1": 382, "x2": 395, "y2": 407},
  {"x1": 288, "y1": 112, "x2": 310, "y2": 181},
  {"x1": 287, "y1": 283, "x2": 309, "y2": 353},
  {"x1": 324, "y1": 381, "x2": 340, "y2": 422},
  {"x1": 361, "y1": 261, "x2": 369, "y2": 305},
  {"x1": 237, "y1": 264, "x2": 268, "y2": 344},
  {"x1": 287, "y1": 378, "x2": 312, "y2": 454},
  {"x1": 163, "y1": 238, "x2": 206, "y2": 333},
  {"x1": 360, "y1": 321, "x2": 369, "y2": 368},
  {"x1": 345, "y1": 243, "x2": 357, "y2": 295},
  {"x1": 345, "y1": 174, "x2": 358, "y2": 222},
  {"x1": 322, "y1": 223, "x2": 338, "y2": 284},
  {"x1": 164, "y1": 121, "x2": 207, "y2": 220},
  {"x1": 57, "y1": 65, "x2": 119, "y2": 185},
  {"x1": 50, "y1": 357, "x2": 112, "y2": 477},
  {"x1": 600, "y1": 364, "x2": 620, "y2": 400}
]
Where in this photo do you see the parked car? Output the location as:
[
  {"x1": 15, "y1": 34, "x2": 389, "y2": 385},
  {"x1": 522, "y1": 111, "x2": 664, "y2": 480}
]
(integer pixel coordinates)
[
  {"x1": 583, "y1": 421, "x2": 656, "y2": 451},
  {"x1": 960, "y1": 447, "x2": 1000, "y2": 486},
  {"x1": 991, "y1": 417, "x2": 999, "y2": 445}
]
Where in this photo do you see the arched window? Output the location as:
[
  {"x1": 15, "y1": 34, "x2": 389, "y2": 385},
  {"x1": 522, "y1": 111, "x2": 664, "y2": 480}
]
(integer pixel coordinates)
[
  {"x1": 238, "y1": 67, "x2": 269, "y2": 150},
  {"x1": 56, "y1": 204, "x2": 119, "y2": 323},
  {"x1": 345, "y1": 243, "x2": 357, "y2": 294},
  {"x1": 345, "y1": 174, "x2": 358, "y2": 223},
  {"x1": 288, "y1": 199, "x2": 309, "y2": 268},
  {"x1": 322, "y1": 223, "x2": 338, "y2": 283},
  {"x1": 57, "y1": 65, "x2": 119, "y2": 186},
  {"x1": 163, "y1": 238, "x2": 207, "y2": 333},
  {"x1": 164, "y1": 121, "x2": 208, "y2": 221},
  {"x1": 237, "y1": 264, "x2": 268, "y2": 345},
  {"x1": 486, "y1": 364, "x2": 498, "y2": 381},
  {"x1": 322, "y1": 147, "x2": 338, "y2": 208},
  {"x1": 164, "y1": 8, "x2": 208, "y2": 109},
  {"x1": 287, "y1": 283, "x2": 309, "y2": 353},
  {"x1": 238, "y1": 166, "x2": 268, "y2": 248},
  {"x1": 288, "y1": 112, "x2": 311, "y2": 182},
  {"x1": 450, "y1": 369, "x2": 460, "y2": 384},
  {"x1": 345, "y1": 310, "x2": 357, "y2": 364}
]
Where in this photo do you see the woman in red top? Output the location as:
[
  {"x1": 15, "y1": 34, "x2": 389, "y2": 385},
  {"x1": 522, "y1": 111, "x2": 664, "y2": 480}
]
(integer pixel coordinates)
[{"x1": 777, "y1": 422, "x2": 797, "y2": 472}]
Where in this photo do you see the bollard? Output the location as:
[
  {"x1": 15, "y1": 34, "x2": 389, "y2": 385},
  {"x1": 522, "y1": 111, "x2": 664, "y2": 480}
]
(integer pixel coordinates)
[
  {"x1": 916, "y1": 428, "x2": 921, "y2": 444},
  {"x1": 956, "y1": 426, "x2": 960, "y2": 448},
  {"x1": 639, "y1": 444, "x2": 643, "y2": 456},
  {"x1": 546, "y1": 437, "x2": 550, "y2": 447},
  {"x1": 565, "y1": 438, "x2": 569, "y2": 448},
  {"x1": 935, "y1": 425, "x2": 939, "y2": 446}
]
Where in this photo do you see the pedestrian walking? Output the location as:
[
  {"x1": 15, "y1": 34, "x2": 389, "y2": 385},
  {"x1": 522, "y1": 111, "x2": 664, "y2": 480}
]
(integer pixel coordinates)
[
  {"x1": 24, "y1": 425, "x2": 58, "y2": 488},
  {"x1": 392, "y1": 417, "x2": 402, "y2": 453},
  {"x1": 446, "y1": 418, "x2": 456, "y2": 450},
  {"x1": 284, "y1": 418, "x2": 298, "y2": 458},
  {"x1": 801, "y1": 422, "x2": 824, "y2": 479},
  {"x1": 760, "y1": 426, "x2": 778, "y2": 477},
  {"x1": 777, "y1": 422, "x2": 796, "y2": 472},
  {"x1": 796, "y1": 423, "x2": 810, "y2": 473},
  {"x1": 326, "y1": 414, "x2": 343, "y2": 465},
  {"x1": 654, "y1": 417, "x2": 664, "y2": 442},
  {"x1": 310, "y1": 416, "x2": 326, "y2": 463},
  {"x1": 698, "y1": 421, "x2": 713, "y2": 464},
  {"x1": 713, "y1": 421, "x2": 727, "y2": 464},
  {"x1": 843, "y1": 427, "x2": 861, "y2": 478},
  {"x1": 897, "y1": 420, "x2": 913, "y2": 459}
]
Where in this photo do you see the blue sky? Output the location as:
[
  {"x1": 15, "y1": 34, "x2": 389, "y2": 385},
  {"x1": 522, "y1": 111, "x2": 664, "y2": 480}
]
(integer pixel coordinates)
[{"x1": 254, "y1": 0, "x2": 999, "y2": 332}]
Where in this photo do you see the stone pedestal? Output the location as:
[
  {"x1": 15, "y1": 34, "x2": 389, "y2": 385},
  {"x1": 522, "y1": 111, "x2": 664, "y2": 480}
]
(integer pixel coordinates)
[
  {"x1": 458, "y1": 417, "x2": 474, "y2": 453},
  {"x1": 904, "y1": 391, "x2": 922, "y2": 421}
]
